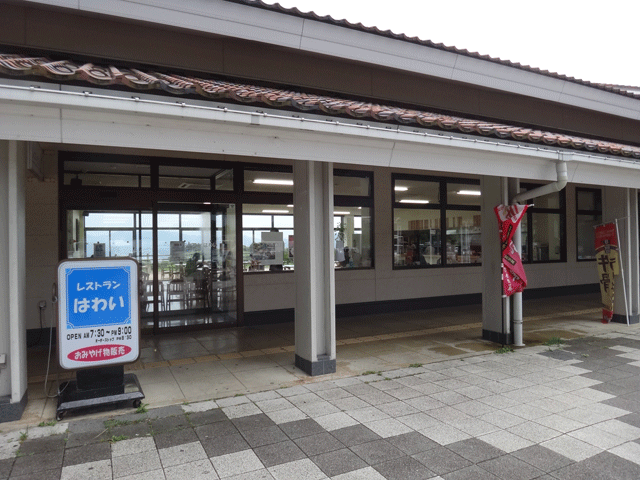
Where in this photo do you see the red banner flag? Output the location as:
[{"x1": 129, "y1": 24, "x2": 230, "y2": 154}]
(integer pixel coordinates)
[{"x1": 495, "y1": 204, "x2": 529, "y2": 296}]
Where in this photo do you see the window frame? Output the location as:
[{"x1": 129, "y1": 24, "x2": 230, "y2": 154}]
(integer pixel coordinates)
[
  {"x1": 575, "y1": 187, "x2": 602, "y2": 262},
  {"x1": 392, "y1": 174, "x2": 481, "y2": 269},
  {"x1": 334, "y1": 169, "x2": 375, "y2": 270},
  {"x1": 519, "y1": 182, "x2": 567, "y2": 264}
]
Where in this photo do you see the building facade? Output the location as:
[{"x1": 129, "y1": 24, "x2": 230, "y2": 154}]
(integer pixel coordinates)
[{"x1": 1, "y1": 0, "x2": 639, "y2": 421}]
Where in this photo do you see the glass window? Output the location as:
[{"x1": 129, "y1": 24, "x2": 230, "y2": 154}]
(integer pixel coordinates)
[
  {"x1": 520, "y1": 183, "x2": 566, "y2": 263},
  {"x1": 576, "y1": 188, "x2": 602, "y2": 260},
  {"x1": 334, "y1": 174, "x2": 371, "y2": 196},
  {"x1": 215, "y1": 169, "x2": 234, "y2": 191},
  {"x1": 445, "y1": 210, "x2": 482, "y2": 264},
  {"x1": 394, "y1": 179, "x2": 439, "y2": 205},
  {"x1": 446, "y1": 183, "x2": 482, "y2": 206},
  {"x1": 334, "y1": 170, "x2": 374, "y2": 269},
  {"x1": 394, "y1": 208, "x2": 441, "y2": 266},
  {"x1": 242, "y1": 204, "x2": 294, "y2": 272},
  {"x1": 63, "y1": 159, "x2": 150, "y2": 188},
  {"x1": 244, "y1": 169, "x2": 293, "y2": 193},
  {"x1": 393, "y1": 175, "x2": 480, "y2": 268},
  {"x1": 159, "y1": 165, "x2": 230, "y2": 191},
  {"x1": 334, "y1": 208, "x2": 372, "y2": 268}
]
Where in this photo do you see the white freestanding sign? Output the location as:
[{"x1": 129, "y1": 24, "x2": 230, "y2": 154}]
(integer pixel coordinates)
[{"x1": 57, "y1": 258, "x2": 140, "y2": 370}]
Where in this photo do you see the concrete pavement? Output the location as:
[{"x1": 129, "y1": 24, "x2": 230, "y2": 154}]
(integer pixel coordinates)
[{"x1": 2, "y1": 327, "x2": 640, "y2": 479}]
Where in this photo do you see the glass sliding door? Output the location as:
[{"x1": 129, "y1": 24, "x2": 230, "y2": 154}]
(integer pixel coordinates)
[
  {"x1": 66, "y1": 204, "x2": 237, "y2": 331},
  {"x1": 157, "y1": 203, "x2": 237, "y2": 329}
]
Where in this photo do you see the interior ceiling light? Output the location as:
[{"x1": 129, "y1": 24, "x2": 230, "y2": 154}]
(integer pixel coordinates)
[
  {"x1": 457, "y1": 190, "x2": 481, "y2": 196},
  {"x1": 399, "y1": 199, "x2": 430, "y2": 204},
  {"x1": 262, "y1": 209, "x2": 289, "y2": 214},
  {"x1": 394, "y1": 186, "x2": 408, "y2": 191},
  {"x1": 253, "y1": 179, "x2": 294, "y2": 186},
  {"x1": 287, "y1": 205, "x2": 294, "y2": 207},
  {"x1": 334, "y1": 211, "x2": 350, "y2": 215}
]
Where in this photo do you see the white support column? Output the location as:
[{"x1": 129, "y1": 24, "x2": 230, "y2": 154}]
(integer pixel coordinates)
[
  {"x1": 603, "y1": 186, "x2": 639, "y2": 324},
  {"x1": 0, "y1": 140, "x2": 28, "y2": 423},
  {"x1": 293, "y1": 160, "x2": 336, "y2": 375},
  {"x1": 481, "y1": 175, "x2": 510, "y2": 343},
  {"x1": 628, "y1": 189, "x2": 640, "y2": 323}
]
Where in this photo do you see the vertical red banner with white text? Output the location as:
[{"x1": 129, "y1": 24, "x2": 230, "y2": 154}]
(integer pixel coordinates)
[{"x1": 495, "y1": 204, "x2": 529, "y2": 297}]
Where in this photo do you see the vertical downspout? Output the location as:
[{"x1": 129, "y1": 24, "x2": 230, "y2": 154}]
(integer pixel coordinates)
[
  {"x1": 511, "y1": 160, "x2": 568, "y2": 346},
  {"x1": 502, "y1": 178, "x2": 510, "y2": 344}
]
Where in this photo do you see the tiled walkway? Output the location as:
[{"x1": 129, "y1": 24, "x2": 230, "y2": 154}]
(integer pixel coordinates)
[
  {"x1": 2, "y1": 329, "x2": 640, "y2": 479},
  {"x1": 19, "y1": 294, "x2": 605, "y2": 428}
]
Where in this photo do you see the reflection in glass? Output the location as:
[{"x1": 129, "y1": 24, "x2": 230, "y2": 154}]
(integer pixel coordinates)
[
  {"x1": 531, "y1": 212, "x2": 562, "y2": 261},
  {"x1": 394, "y1": 179, "x2": 439, "y2": 205},
  {"x1": 393, "y1": 209, "x2": 441, "y2": 267},
  {"x1": 577, "y1": 214, "x2": 600, "y2": 259},
  {"x1": 334, "y1": 208, "x2": 372, "y2": 268},
  {"x1": 242, "y1": 205, "x2": 294, "y2": 272},
  {"x1": 445, "y1": 210, "x2": 482, "y2": 264}
]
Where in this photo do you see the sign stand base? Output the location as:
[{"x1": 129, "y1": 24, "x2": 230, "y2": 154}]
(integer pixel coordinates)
[{"x1": 56, "y1": 365, "x2": 145, "y2": 421}]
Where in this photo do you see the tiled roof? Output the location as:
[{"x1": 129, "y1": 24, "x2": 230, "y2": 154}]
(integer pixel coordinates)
[
  {"x1": 1, "y1": 53, "x2": 640, "y2": 160},
  {"x1": 229, "y1": 0, "x2": 640, "y2": 100}
]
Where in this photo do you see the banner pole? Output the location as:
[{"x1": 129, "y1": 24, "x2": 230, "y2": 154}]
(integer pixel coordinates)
[{"x1": 614, "y1": 218, "x2": 630, "y2": 326}]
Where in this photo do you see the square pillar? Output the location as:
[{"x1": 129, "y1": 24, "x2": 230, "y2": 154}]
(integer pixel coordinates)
[
  {"x1": 293, "y1": 160, "x2": 336, "y2": 375},
  {"x1": 603, "y1": 187, "x2": 640, "y2": 324},
  {"x1": 0, "y1": 140, "x2": 28, "y2": 423},
  {"x1": 481, "y1": 175, "x2": 511, "y2": 343}
]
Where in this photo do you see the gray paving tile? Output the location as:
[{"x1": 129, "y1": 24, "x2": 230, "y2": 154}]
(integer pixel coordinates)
[
  {"x1": 311, "y1": 448, "x2": 368, "y2": 477},
  {"x1": 446, "y1": 438, "x2": 504, "y2": 463},
  {"x1": 67, "y1": 418, "x2": 108, "y2": 434},
  {"x1": 146, "y1": 405, "x2": 185, "y2": 420},
  {"x1": 159, "y1": 441, "x2": 207, "y2": 468},
  {"x1": 194, "y1": 420, "x2": 238, "y2": 441},
  {"x1": 60, "y1": 459, "x2": 112, "y2": 480},
  {"x1": 150, "y1": 414, "x2": 190, "y2": 434},
  {"x1": 350, "y1": 439, "x2": 404, "y2": 465},
  {"x1": 293, "y1": 432, "x2": 344, "y2": 456},
  {"x1": 0, "y1": 458, "x2": 12, "y2": 480},
  {"x1": 18, "y1": 434, "x2": 66, "y2": 455},
  {"x1": 200, "y1": 432, "x2": 250, "y2": 457},
  {"x1": 373, "y1": 455, "x2": 435, "y2": 480},
  {"x1": 232, "y1": 414, "x2": 276, "y2": 432},
  {"x1": 331, "y1": 425, "x2": 381, "y2": 447},
  {"x1": 10, "y1": 449, "x2": 63, "y2": 477},
  {"x1": 241, "y1": 425, "x2": 288, "y2": 448},
  {"x1": 442, "y1": 464, "x2": 500, "y2": 480},
  {"x1": 478, "y1": 454, "x2": 544, "y2": 480},
  {"x1": 63, "y1": 441, "x2": 111, "y2": 467},
  {"x1": 386, "y1": 431, "x2": 438, "y2": 455},
  {"x1": 553, "y1": 451, "x2": 640, "y2": 480},
  {"x1": 163, "y1": 458, "x2": 218, "y2": 480},
  {"x1": 186, "y1": 408, "x2": 226, "y2": 427},
  {"x1": 253, "y1": 440, "x2": 306, "y2": 468},
  {"x1": 279, "y1": 419, "x2": 325, "y2": 439},
  {"x1": 66, "y1": 430, "x2": 112, "y2": 449},
  {"x1": 617, "y1": 413, "x2": 640, "y2": 429},
  {"x1": 8, "y1": 468, "x2": 62, "y2": 480},
  {"x1": 511, "y1": 445, "x2": 574, "y2": 472},
  {"x1": 412, "y1": 445, "x2": 472, "y2": 475},
  {"x1": 112, "y1": 449, "x2": 161, "y2": 478},
  {"x1": 154, "y1": 427, "x2": 198, "y2": 449},
  {"x1": 108, "y1": 420, "x2": 152, "y2": 439}
]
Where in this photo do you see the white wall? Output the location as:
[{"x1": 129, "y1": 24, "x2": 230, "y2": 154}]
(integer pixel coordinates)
[{"x1": 24, "y1": 152, "x2": 58, "y2": 330}]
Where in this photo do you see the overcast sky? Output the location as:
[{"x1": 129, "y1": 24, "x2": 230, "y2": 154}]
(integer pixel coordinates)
[{"x1": 264, "y1": 0, "x2": 639, "y2": 87}]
